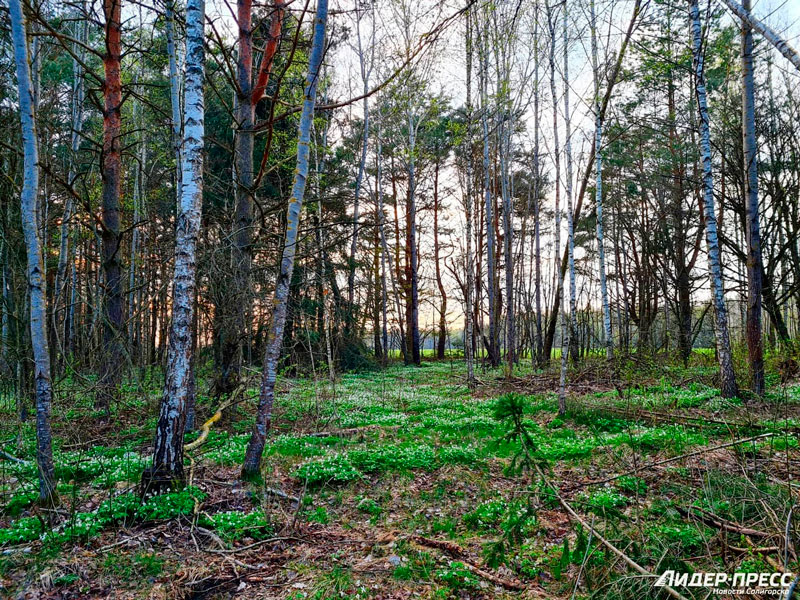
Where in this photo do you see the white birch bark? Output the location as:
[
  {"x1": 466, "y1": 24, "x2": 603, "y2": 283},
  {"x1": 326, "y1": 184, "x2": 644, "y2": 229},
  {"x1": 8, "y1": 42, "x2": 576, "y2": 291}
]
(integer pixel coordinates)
[
  {"x1": 313, "y1": 83, "x2": 335, "y2": 382},
  {"x1": 10, "y1": 0, "x2": 56, "y2": 502},
  {"x1": 689, "y1": 0, "x2": 739, "y2": 399},
  {"x1": 547, "y1": 1, "x2": 567, "y2": 415},
  {"x1": 479, "y1": 7, "x2": 497, "y2": 367},
  {"x1": 741, "y1": 0, "x2": 764, "y2": 395},
  {"x1": 166, "y1": 0, "x2": 183, "y2": 198},
  {"x1": 563, "y1": 0, "x2": 577, "y2": 366},
  {"x1": 591, "y1": 0, "x2": 613, "y2": 359},
  {"x1": 464, "y1": 3, "x2": 475, "y2": 387},
  {"x1": 145, "y1": 0, "x2": 206, "y2": 489},
  {"x1": 720, "y1": 0, "x2": 800, "y2": 73},
  {"x1": 533, "y1": 11, "x2": 544, "y2": 365},
  {"x1": 346, "y1": 6, "x2": 374, "y2": 318},
  {"x1": 242, "y1": 0, "x2": 328, "y2": 477}
]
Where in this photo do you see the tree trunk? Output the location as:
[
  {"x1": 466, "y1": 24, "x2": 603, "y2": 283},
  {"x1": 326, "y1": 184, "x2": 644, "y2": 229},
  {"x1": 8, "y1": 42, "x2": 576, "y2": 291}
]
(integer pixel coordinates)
[
  {"x1": 142, "y1": 0, "x2": 206, "y2": 492},
  {"x1": 53, "y1": 11, "x2": 86, "y2": 372},
  {"x1": 590, "y1": 0, "x2": 613, "y2": 359},
  {"x1": 720, "y1": 0, "x2": 800, "y2": 73},
  {"x1": 479, "y1": 9, "x2": 498, "y2": 368},
  {"x1": 463, "y1": 3, "x2": 475, "y2": 386},
  {"x1": 347, "y1": 8, "x2": 373, "y2": 329},
  {"x1": 241, "y1": 0, "x2": 328, "y2": 478},
  {"x1": 741, "y1": 0, "x2": 764, "y2": 395},
  {"x1": 221, "y1": 0, "x2": 285, "y2": 396},
  {"x1": 97, "y1": 0, "x2": 125, "y2": 416},
  {"x1": 433, "y1": 160, "x2": 447, "y2": 360},
  {"x1": 543, "y1": 0, "x2": 641, "y2": 361},
  {"x1": 547, "y1": 1, "x2": 567, "y2": 415},
  {"x1": 166, "y1": 0, "x2": 182, "y2": 199},
  {"x1": 689, "y1": 0, "x2": 739, "y2": 399},
  {"x1": 406, "y1": 111, "x2": 421, "y2": 366},
  {"x1": 10, "y1": 0, "x2": 56, "y2": 504}
]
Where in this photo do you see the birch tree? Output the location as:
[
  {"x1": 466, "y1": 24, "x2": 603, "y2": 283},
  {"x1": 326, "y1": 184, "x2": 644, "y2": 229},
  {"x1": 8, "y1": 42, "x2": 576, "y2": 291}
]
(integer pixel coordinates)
[
  {"x1": 590, "y1": 0, "x2": 613, "y2": 359},
  {"x1": 166, "y1": 0, "x2": 183, "y2": 201},
  {"x1": 10, "y1": 0, "x2": 56, "y2": 503},
  {"x1": 143, "y1": 0, "x2": 206, "y2": 491},
  {"x1": 563, "y1": 0, "x2": 577, "y2": 367},
  {"x1": 741, "y1": 0, "x2": 764, "y2": 395},
  {"x1": 346, "y1": 4, "x2": 375, "y2": 329},
  {"x1": 241, "y1": 0, "x2": 328, "y2": 478},
  {"x1": 547, "y1": 0, "x2": 567, "y2": 415},
  {"x1": 719, "y1": 0, "x2": 800, "y2": 73},
  {"x1": 689, "y1": 0, "x2": 738, "y2": 399},
  {"x1": 479, "y1": 6, "x2": 498, "y2": 368},
  {"x1": 463, "y1": 2, "x2": 475, "y2": 387}
]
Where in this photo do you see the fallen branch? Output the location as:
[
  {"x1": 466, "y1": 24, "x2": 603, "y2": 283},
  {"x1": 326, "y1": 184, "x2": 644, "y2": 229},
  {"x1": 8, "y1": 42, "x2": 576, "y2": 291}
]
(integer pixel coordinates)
[
  {"x1": 569, "y1": 433, "x2": 776, "y2": 490},
  {"x1": 540, "y1": 469, "x2": 690, "y2": 600},
  {"x1": 265, "y1": 487, "x2": 300, "y2": 504},
  {"x1": 201, "y1": 535, "x2": 305, "y2": 555},
  {"x1": 305, "y1": 425, "x2": 400, "y2": 438},
  {"x1": 0, "y1": 449, "x2": 30, "y2": 465},
  {"x1": 412, "y1": 535, "x2": 469, "y2": 558},
  {"x1": 678, "y1": 506, "x2": 773, "y2": 539},
  {"x1": 185, "y1": 384, "x2": 246, "y2": 452},
  {"x1": 410, "y1": 535, "x2": 524, "y2": 591}
]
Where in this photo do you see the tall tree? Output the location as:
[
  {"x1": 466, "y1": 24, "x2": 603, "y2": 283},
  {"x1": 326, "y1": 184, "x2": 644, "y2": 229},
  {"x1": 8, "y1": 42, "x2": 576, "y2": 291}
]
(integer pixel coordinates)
[
  {"x1": 590, "y1": 0, "x2": 613, "y2": 359},
  {"x1": 97, "y1": 0, "x2": 125, "y2": 416},
  {"x1": 242, "y1": 0, "x2": 328, "y2": 478},
  {"x1": 463, "y1": 3, "x2": 475, "y2": 386},
  {"x1": 346, "y1": 4, "x2": 375, "y2": 329},
  {"x1": 10, "y1": 0, "x2": 56, "y2": 504},
  {"x1": 219, "y1": 0, "x2": 285, "y2": 397},
  {"x1": 741, "y1": 0, "x2": 764, "y2": 395},
  {"x1": 479, "y1": 6, "x2": 498, "y2": 368},
  {"x1": 143, "y1": 0, "x2": 207, "y2": 491},
  {"x1": 689, "y1": 0, "x2": 738, "y2": 399}
]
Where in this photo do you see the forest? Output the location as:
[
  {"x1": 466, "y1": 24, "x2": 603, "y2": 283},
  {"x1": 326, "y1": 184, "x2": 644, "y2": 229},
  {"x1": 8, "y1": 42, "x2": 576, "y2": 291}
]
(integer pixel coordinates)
[{"x1": 1, "y1": 0, "x2": 800, "y2": 596}]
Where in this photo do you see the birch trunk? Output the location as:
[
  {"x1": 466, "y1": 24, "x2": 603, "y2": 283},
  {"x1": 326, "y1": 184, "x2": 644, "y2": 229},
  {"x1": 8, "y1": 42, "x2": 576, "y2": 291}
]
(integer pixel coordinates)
[
  {"x1": 499, "y1": 79, "x2": 515, "y2": 374},
  {"x1": 563, "y1": 1, "x2": 577, "y2": 367},
  {"x1": 533, "y1": 12, "x2": 544, "y2": 366},
  {"x1": 166, "y1": 0, "x2": 182, "y2": 198},
  {"x1": 346, "y1": 9, "x2": 373, "y2": 326},
  {"x1": 464, "y1": 3, "x2": 475, "y2": 387},
  {"x1": 241, "y1": 0, "x2": 328, "y2": 478},
  {"x1": 689, "y1": 0, "x2": 739, "y2": 399},
  {"x1": 547, "y1": 1, "x2": 567, "y2": 414},
  {"x1": 720, "y1": 0, "x2": 800, "y2": 73},
  {"x1": 406, "y1": 109, "x2": 421, "y2": 366},
  {"x1": 590, "y1": 0, "x2": 613, "y2": 359},
  {"x1": 543, "y1": 0, "x2": 641, "y2": 361},
  {"x1": 375, "y1": 112, "x2": 406, "y2": 369},
  {"x1": 10, "y1": 0, "x2": 56, "y2": 503},
  {"x1": 479, "y1": 9, "x2": 498, "y2": 368},
  {"x1": 143, "y1": 0, "x2": 206, "y2": 491},
  {"x1": 741, "y1": 0, "x2": 764, "y2": 395},
  {"x1": 433, "y1": 159, "x2": 447, "y2": 360},
  {"x1": 313, "y1": 85, "x2": 335, "y2": 381},
  {"x1": 375, "y1": 107, "x2": 389, "y2": 366}
]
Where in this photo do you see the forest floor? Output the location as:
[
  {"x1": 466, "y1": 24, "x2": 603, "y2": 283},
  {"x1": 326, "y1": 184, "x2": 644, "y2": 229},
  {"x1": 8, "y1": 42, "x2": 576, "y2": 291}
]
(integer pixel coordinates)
[{"x1": 1, "y1": 356, "x2": 799, "y2": 599}]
